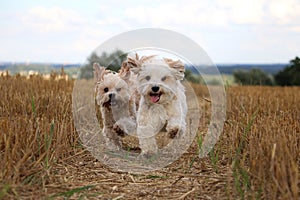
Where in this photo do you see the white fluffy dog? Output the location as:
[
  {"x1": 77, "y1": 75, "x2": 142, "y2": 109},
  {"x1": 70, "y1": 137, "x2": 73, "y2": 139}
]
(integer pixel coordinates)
[{"x1": 125, "y1": 54, "x2": 187, "y2": 157}]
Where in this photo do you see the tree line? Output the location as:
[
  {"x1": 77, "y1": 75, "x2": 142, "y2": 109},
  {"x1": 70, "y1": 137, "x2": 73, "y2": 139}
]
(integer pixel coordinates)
[
  {"x1": 79, "y1": 49, "x2": 127, "y2": 79},
  {"x1": 233, "y1": 56, "x2": 300, "y2": 86},
  {"x1": 79, "y1": 50, "x2": 299, "y2": 86}
]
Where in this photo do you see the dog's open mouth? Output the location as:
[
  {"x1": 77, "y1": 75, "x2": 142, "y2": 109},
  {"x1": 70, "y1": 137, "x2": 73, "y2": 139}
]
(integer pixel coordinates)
[
  {"x1": 149, "y1": 92, "x2": 161, "y2": 103},
  {"x1": 103, "y1": 100, "x2": 118, "y2": 107},
  {"x1": 110, "y1": 101, "x2": 118, "y2": 107}
]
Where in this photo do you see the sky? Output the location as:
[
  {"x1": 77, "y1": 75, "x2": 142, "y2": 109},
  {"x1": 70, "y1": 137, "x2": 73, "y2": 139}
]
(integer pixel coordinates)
[{"x1": 0, "y1": 0, "x2": 299, "y2": 64}]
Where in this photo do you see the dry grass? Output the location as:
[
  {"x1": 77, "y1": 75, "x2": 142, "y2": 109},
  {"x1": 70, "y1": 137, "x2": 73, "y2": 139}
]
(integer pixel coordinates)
[{"x1": 0, "y1": 74, "x2": 299, "y2": 199}]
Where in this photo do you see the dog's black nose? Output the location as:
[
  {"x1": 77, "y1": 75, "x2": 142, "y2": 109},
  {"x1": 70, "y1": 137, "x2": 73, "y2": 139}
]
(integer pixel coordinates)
[
  {"x1": 109, "y1": 93, "x2": 115, "y2": 99},
  {"x1": 151, "y1": 86, "x2": 160, "y2": 92}
]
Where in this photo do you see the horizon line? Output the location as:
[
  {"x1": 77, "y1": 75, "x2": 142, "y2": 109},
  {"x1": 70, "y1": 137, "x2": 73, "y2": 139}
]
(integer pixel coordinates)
[{"x1": 0, "y1": 61, "x2": 290, "y2": 65}]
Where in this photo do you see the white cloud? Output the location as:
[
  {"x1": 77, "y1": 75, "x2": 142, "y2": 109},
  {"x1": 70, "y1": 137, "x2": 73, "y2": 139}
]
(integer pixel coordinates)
[
  {"x1": 0, "y1": 1, "x2": 299, "y2": 63},
  {"x1": 123, "y1": 0, "x2": 300, "y2": 28},
  {"x1": 268, "y1": 0, "x2": 300, "y2": 25},
  {"x1": 21, "y1": 6, "x2": 85, "y2": 33},
  {"x1": 124, "y1": 2, "x2": 230, "y2": 27},
  {"x1": 220, "y1": 0, "x2": 266, "y2": 24},
  {"x1": 0, "y1": 6, "x2": 106, "y2": 62}
]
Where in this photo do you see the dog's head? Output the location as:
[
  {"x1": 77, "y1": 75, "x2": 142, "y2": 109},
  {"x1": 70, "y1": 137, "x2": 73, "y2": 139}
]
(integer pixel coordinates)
[
  {"x1": 93, "y1": 63, "x2": 130, "y2": 109},
  {"x1": 125, "y1": 54, "x2": 185, "y2": 105}
]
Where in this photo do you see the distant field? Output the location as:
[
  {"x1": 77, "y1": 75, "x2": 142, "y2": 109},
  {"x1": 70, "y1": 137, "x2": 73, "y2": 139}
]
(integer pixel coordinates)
[
  {"x1": 0, "y1": 74, "x2": 299, "y2": 199},
  {"x1": 0, "y1": 62, "x2": 287, "y2": 79},
  {"x1": 201, "y1": 74, "x2": 235, "y2": 85},
  {"x1": 0, "y1": 63, "x2": 79, "y2": 78}
]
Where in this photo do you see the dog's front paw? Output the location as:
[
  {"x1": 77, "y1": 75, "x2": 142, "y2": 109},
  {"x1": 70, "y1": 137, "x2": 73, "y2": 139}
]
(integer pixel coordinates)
[
  {"x1": 113, "y1": 124, "x2": 125, "y2": 137},
  {"x1": 167, "y1": 127, "x2": 180, "y2": 139}
]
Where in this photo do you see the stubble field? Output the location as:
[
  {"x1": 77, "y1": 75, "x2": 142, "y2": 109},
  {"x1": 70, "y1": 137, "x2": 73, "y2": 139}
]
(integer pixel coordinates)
[{"x1": 0, "y1": 74, "x2": 299, "y2": 199}]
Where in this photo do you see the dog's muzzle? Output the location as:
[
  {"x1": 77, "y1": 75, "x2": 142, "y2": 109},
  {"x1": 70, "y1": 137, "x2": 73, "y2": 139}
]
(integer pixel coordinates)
[
  {"x1": 109, "y1": 93, "x2": 115, "y2": 99},
  {"x1": 149, "y1": 86, "x2": 161, "y2": 103},
  {"x1": 103, "y1": 93, "x2": 118, "y2": 107},
  {"x1": 151, "y1": 86, "x2": 159, "y2": 92}
]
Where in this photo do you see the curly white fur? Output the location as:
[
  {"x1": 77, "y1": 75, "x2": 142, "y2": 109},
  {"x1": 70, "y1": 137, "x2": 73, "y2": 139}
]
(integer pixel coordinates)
[{"x1": 126, "y1": 54, "x2": 187, "y2": 157}]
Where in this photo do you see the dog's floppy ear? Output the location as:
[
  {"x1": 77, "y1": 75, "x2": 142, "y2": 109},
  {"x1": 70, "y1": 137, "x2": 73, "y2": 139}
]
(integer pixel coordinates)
[
  {"x1": 119, "y1": 61, "x2": 131, "y2": 81},
  {"x1": 164, "y1": 58, "x2": 185, "y2": 80},
  {"x1": 93, "y1": 63, "x2": 107, "y2": 84},
  {"x1": 124, "y1": 53, "x2": 142, "y2": 74},
  {"x1": 125, "y1": 54, "x2": 156, "y2": 74}
]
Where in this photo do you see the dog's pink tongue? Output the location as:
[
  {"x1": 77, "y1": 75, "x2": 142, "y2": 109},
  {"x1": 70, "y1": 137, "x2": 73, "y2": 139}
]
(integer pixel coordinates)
[{"x1": 150, "y1": 95, "x2": 160, "y2": 103}]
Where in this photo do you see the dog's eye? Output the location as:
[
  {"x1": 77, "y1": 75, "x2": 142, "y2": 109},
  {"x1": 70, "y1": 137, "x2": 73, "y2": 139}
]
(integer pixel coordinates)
[
  {"x1": 104, "y1": 87, "x2": 109, "y2": 93},
  {"x1": 116, "y1": 88, "x2": 122, "y2": 92},
  {"x1": 161, "y1": 76, "x2": 167, "y2": 81},
  {"x1": 145, "y1": 76, "x2": 151, "y2": 81}
]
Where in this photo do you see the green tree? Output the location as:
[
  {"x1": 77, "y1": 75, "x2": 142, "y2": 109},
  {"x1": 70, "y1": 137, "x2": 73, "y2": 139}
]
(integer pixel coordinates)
[
  {"x1": 274, "y1": 56, "x2": 300, "y2": 86},
  {"x1": 79, "y1": 49, "x2": 127, "y2": 79},
  {"x1": 184, "y1": 70, "x2": 203, "y2": 84},
  {"x1": 233, "y1": 68, "x2": 273, "y2": 86}
]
